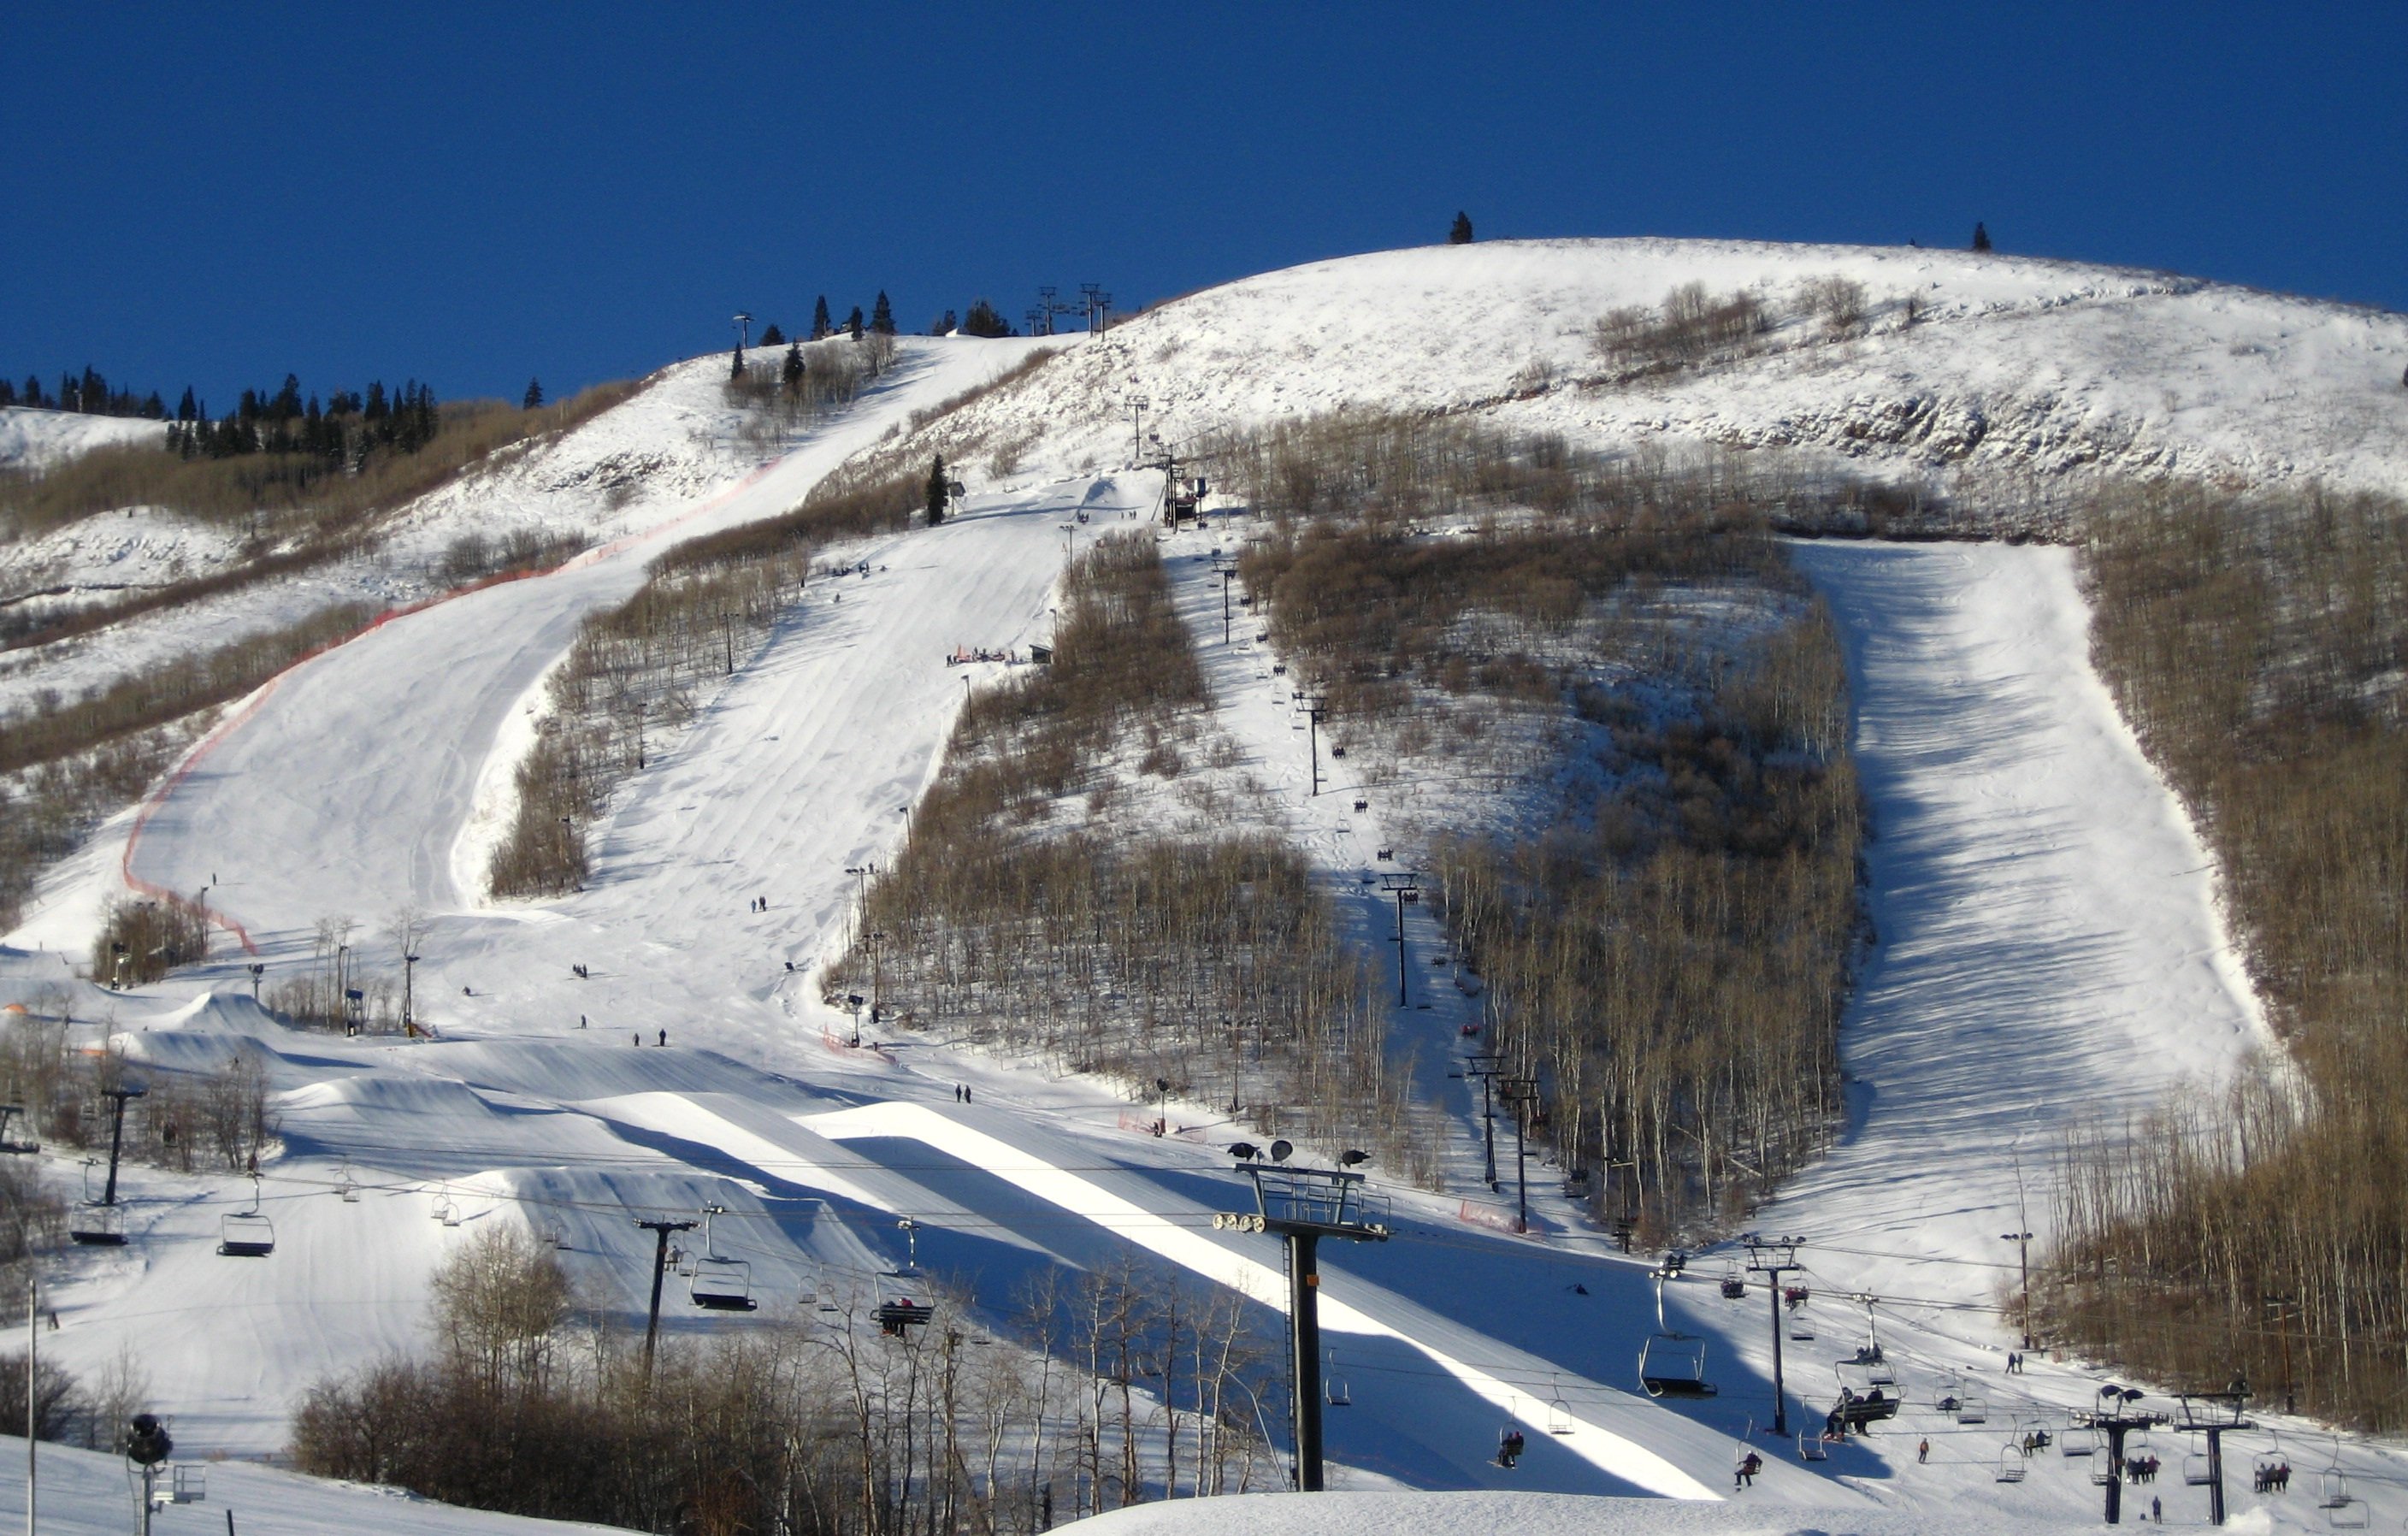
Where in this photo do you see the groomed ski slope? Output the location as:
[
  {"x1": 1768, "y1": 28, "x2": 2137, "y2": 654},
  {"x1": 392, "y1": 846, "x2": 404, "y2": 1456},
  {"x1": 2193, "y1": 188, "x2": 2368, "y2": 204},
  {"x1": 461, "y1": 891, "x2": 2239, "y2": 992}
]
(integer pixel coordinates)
[
  {"x1": 3, "y1": 313, "x2": 2400, "y2": 1532},
  {"x1": 0, "y1": 1433, "x2": 635, "y2": 1535}
]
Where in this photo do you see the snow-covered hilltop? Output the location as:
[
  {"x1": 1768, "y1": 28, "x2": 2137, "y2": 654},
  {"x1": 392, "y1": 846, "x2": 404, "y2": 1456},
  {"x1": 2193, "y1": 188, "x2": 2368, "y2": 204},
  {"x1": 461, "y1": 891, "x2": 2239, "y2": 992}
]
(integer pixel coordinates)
[
  {"x1": 897, "y1": 238, "x2": 2408, "y2": 502},
  {"x1": 0, "y1": 406, "x2": 165, "y2": 472}
]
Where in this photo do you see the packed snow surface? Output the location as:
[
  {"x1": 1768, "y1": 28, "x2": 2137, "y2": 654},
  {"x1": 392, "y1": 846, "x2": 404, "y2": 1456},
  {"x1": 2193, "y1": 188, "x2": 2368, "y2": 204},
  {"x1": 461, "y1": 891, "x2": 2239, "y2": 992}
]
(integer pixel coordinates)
[{"x1": 0, "y1": 1433, "x2": 634, "y2": 1534}]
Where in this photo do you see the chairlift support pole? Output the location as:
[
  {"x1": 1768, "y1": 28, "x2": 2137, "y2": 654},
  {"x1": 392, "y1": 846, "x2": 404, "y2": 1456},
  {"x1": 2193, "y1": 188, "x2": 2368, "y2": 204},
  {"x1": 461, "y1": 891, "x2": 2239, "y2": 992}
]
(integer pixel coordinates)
[
  {"x1": 2175, "y1": 1385, "x2": 2252, "y2": 1527},
  {"x1": 635, "y1": 1218, "x2": 697, "y2": 1381},
  {"x1": 100, "y1": 1085, "x2": 145, "y2": 1207},
  {"x1": 1293, "y1": 692, "x2": 1327, "y2": 797},
  {"x1": 1744, "y1": 1235, "x2": 1803, "y2": 1437},
  {"x1": 1215, "y1": 1162, "x2": 1389, "y2": 1492},
  {"x1": 2001, "y1": 1227, "x2": 2034, "y2": 1348},
  {"x1": 1453, "y1": 1053, "x2": 1502, "y2": 1187},
  {"x1": 1500, "y1": 1078, "x2": 1537, "y2": 1233},
  {"x1": 2081, "y1": 1389, "x2": 2168, "y2": 1525},
  {"x1": 1380, "y1": 873, "x2": 1420, "y2": 1008}
]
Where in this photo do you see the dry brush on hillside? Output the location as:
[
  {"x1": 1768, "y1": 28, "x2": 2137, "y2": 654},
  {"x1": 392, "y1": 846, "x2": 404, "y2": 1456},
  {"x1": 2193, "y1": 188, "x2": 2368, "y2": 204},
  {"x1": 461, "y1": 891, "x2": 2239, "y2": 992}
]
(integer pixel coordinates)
[
  {"x1": 2040, "y1": 483, "x2": 2408, "y2": 1425},
  {"x1": 1230, "y1": 412, "x2": 1862, "y2": 1238},
  {"x1": 827, "y1": 530, "x2": 1427, "y2": 1173}
]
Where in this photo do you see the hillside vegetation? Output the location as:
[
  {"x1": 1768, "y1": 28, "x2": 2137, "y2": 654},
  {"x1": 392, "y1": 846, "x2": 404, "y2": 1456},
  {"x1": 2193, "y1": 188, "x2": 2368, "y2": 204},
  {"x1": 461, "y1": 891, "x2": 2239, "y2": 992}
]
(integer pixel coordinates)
[
  {"x1": 1224, "y1": 413, "x2": 1861, "y2": 1235},
  {"x1": 829, "y1": 529, "x2": 1425, "y2": 1173},
  {"x1": 2044, "y1": 483, "x2": 2408, "y2": 1425}
]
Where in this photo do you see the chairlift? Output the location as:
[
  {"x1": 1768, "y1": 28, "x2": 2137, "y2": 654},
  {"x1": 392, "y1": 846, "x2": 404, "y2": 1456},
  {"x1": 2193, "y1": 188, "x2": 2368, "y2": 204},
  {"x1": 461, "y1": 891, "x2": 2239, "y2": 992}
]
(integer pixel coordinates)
[
  {"x1": 2320, "y1": 1441, "x2": 2366, "y2": 1527},
  {"x1": 1325, "y1": 1350, "x2": 1351, "y2": 1408},
  {"x1": 2184, "y1": 1432, "x2": 2214, "y2": 1486},
  {"x1": 2254, "y1": 1431, "x2": 2291, "y2": 1495},
  {"x1": 218, "y1": 1178, "x2": 274, "y2": 1257},
  {"x1": 1719, "y1": 1260, "x2": 1745, "y2": 1301},
  {"x1": 1933, "y1": 1369, "x2": 1964, "y2": 1413},
  {"x1": 1545, "y1": 1374, "x2": 1573, "y2": 1434},
  {"x1": 691, "y1": 1256, "x2": 758, "y2": 1311},
  {"x1": 1995, "y1": 1442, "x2": 2028, "y2": 1484},
  {"x1": 875, "y1": 1296, "x2": 934, "y2": 1337},
  {"x1": 1797, "y1": 1430, "x2": 1828, "y2": 1462},
  {"x1": 69, "y1": 1201, "x2": 127, "y2": 1245},
  {"x1": 2062, "y1": 1421, "x2": 2096, "y2": 1457},
  {"x1": 0, "y1": 1103, "x2": 38, "y2": 1155},
  {"x1": 1787, "y1": 1295, "x2": 1815, "y2": 1341},
  {"x1": 431, "y1": 1190, "x2": 459, "y2": 1227},
  {"x1": 1638, "y1": 1265, "x2": 1717, "y2": 1398},
  {"x1": 1956, "y1": 1391, "x2": 1988, "y2": 1426}
]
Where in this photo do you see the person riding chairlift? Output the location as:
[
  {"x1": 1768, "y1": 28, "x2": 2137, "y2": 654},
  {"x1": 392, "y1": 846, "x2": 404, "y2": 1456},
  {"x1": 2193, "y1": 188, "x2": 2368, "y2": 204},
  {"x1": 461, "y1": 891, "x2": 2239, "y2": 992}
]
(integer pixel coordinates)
[{"x1": 1497, "y1": 1429, "x2": 1526, "y2": 1468}]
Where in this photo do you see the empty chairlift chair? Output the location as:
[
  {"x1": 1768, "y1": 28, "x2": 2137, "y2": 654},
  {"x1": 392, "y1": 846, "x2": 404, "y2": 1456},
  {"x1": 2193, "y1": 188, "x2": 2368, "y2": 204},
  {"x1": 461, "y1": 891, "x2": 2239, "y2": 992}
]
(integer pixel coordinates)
[
  {"x1": 1996, "y1": 1442, "x2": 2028, "y2": 1484},
  {"x1": 1956, "y1": 1391, "x2": 1988, "y2": 1427},
  {"x1": 1545, "y1": 1375, "x2": 1573, "y2": 1434},
  {"x1": 688, "y1": 1204, "x2": 758, "y2": 1311},
  {"x1": 1638, "y1": 1263, "x2": 1717, "y2": 1398},
  {"x1": 2185, "y1": 1434, "x2": 2215, "y2": 1487},
  {"x1": 217, "y1": 1179, "x2": 274, "y2": 1257},
  {"x1": 2319, "y1": 1444, "x2": 2367, "y2": 1529},
  {"x1": 1325, "y1": 1350, "x2": 1351, "y2": 1409},
  {"x1": 1797, "y1": 1430, "x2": 1828, "y2": 1463},
  {"x1": 69, "y1": 1201, "x2": 127, "y2": 1246}
]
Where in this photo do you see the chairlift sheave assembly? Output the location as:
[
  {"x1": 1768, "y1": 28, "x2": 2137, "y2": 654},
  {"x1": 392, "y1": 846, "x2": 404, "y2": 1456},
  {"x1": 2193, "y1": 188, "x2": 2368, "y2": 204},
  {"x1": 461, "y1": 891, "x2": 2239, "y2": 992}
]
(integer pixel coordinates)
[{"x1": 1637, "y1": 1261, "x2": 1717, "y2": 1399}]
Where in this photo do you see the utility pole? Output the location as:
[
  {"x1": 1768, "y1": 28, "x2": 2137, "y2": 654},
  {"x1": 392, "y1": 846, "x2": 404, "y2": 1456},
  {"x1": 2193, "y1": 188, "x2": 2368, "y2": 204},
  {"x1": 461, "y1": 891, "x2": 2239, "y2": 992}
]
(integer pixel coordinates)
[
  {"x1": 1215, "y1": 1157, "x2": 1388, "y2": 1492},
  {"x1": 1499, "y1": 1078, "x2": 1537, "y2": 1233},
  {"x1": 2000, "y1": 1226, "x2": 2034, "y2": 1348},
  {"x1": 1378, "y1": 873, "x2": 1420, "y2": 1007},
  {"x1": 402, "y1": 951, "x2": 419, "y2": 1036},
  {"x1": 1744, "y1": 1234, "x2": 1805, "y2": 1437},
  {"x1": 1292, "y1": 692, "x2": 1328, "y2": 796},
  {"x1": 1450, "y1": 1052, "x2": 1502, "y2": 1187},
  {"x1": 634, "y1": 1217, "x2": 698, "y2": 1381},
  {"x1": 2263, "y1": 1294, "x2": 2298, "y2": 1414}
]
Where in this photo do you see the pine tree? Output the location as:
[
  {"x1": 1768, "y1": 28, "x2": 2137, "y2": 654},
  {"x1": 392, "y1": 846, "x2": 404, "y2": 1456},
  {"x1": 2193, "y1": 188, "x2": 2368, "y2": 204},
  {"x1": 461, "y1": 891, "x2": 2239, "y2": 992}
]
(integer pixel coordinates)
[
  {"x1": 523, "y1": 378, "x2": 545, "y2": 410},
  {"x1": 175, "y1": 387, "x2": 197, "y2": 422},
  {"x1": 24, "y1": 375, "x2": 44, "y2": 408},
  {"x1": 961, "y1": 299, "x2": 1012, "y2": 339},
  {"x1": 782, "y1": 342, "x2": 805, "y2": 392},
  {"x1": 925, "y1": 454, "x2": 948, "y2": 525},
  {"x1": 1971, "y1": 222, "x2": 1992, "y2": 252},
  {"x1": 845, "y1": 305, "x2": 865, "y2": 340},
  {"x1": 0, "y1": 378, "x2": 14, "y2": 407},
  {"x1": 930, "y1": 309, "x2": 959, "y2": 336},
  {"x1": 871, "y1": 291, "x2": 896, "y2": 335},
  {"x1": 812, "y1": 296, "x2": 832, "y2": 340},
  {"x1": 1449, "y1": 210, "x2": 1474, "y2": 245},
  {"x1": 759, "y1": 322, "x2": 785, "y2": 346}
]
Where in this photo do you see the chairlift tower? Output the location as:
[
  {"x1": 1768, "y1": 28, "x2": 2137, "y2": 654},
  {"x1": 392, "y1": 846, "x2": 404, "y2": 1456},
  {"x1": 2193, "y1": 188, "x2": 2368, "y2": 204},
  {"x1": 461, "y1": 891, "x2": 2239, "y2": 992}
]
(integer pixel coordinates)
[
  {"x1": 99, "y1": 1084, "x2": 145, "y2": 1207},
  {"x1": 1214, "y1": 1153, "x2": 1390, "y2": 1492},
  {"x1": 1291, "y1": 691, "x2": 1329, "y2": 797},
  {"x1": 1378, "y1": 872, "x2": 1421, "y2": 1007},
  {"x1": 634, "y1": 1216, "x2": 699, "y2": 1380},
  {"x1": 733, "y1": 312, "x2": 752, "y2": 351},
  {"x1": 1125, "y1": 396, "x2": 1150, "y2": 467},
  {"x1": 1449, "y1": 1052, "x2": 1502, "y2": 1187},
  {"x1": 1210, "y1": 553, "x2": 1239, "y2": 645},
  {"x1": 1742, "y1": 1233, "x2": 1805, "y2": 1436},
  {"x1": 2172, "y1": 1383, "x2": 2254, "y2": 1526},
  {"x1": 2075, "y1": 1385, "x2": 2169, "y2": 1525},
  {"x1": 1080, "y1": 282, "x2": 1111, "y2": 334},
  {"x1": 1498, "y1": 1077, "x2": 1538, "y2": 1233}
]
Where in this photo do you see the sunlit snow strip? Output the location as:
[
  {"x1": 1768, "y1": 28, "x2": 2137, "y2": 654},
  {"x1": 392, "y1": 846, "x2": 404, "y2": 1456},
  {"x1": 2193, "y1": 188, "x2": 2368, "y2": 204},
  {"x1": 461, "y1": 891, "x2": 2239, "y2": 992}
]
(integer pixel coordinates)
[{"x1": 806, "y1": 1100, "x2": 1723, "y2": 1502}]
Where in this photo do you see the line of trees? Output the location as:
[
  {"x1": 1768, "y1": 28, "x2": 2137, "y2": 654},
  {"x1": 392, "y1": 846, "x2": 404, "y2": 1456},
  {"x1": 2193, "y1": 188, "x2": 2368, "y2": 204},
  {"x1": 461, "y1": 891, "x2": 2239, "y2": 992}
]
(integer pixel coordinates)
[
  {"x1": 1, "y1": 364, "x2": 166, "y2": 417},
  {"x1": 826, "y1": 530, "x2": 1431, "y2": 1176},
  {"x1": 2039, "y1": 481, "x2": 2408, "y2": 1426},
  {"x1": 292, "y1": 1226, "x2": 1278, "y2": 1533}
]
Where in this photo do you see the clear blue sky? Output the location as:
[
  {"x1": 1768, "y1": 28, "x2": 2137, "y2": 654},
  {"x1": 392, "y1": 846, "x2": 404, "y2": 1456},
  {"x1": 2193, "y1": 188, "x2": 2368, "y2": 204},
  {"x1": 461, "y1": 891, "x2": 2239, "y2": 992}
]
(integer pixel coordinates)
[{"x1": 7, "y1": 3, "x2": 2401, "y2": 409}]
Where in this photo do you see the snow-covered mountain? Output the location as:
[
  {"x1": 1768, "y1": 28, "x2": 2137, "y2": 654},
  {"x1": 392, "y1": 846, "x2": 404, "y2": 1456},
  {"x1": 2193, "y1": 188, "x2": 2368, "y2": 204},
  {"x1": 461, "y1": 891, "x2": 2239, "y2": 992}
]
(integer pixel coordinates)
[
  {"x1": 894, "y1": 239, "x2": 2408, "y2": 503},
  {"x1": 2, "y1": 239, "x2": 2401, "y2": 1534}
]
